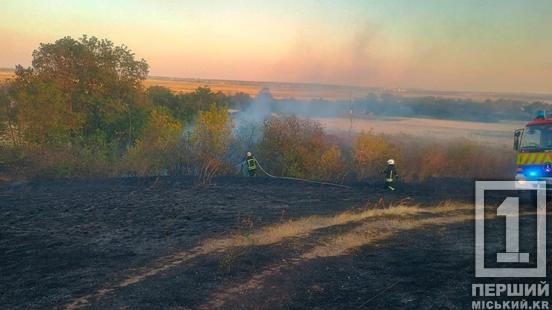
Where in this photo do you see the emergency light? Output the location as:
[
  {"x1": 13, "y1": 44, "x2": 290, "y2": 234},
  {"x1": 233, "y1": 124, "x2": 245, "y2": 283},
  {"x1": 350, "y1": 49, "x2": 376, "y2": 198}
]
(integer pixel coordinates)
[
  {"x1": 525, "y1": 168, "x2": 540, "y2": 177},
  {"x1": 536, "y1": 111, "x2": 547, "y2": 120}
]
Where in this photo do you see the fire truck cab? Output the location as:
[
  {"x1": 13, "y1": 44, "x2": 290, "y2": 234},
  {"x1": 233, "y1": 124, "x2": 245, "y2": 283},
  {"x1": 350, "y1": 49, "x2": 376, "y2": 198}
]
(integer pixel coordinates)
[{"x1": 514, "y1": 111, "x2": 552, "y2": 185}]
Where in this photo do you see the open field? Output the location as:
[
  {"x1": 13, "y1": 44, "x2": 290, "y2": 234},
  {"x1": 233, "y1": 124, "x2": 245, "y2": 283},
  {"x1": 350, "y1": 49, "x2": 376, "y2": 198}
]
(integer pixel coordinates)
[
  {"x1": 144, "y1": 77, "x2": 367, "y2": 101},
  {"x1": 316, "y1": 116, "x2": 525, "y2": 148},
  {"x1": 2, "y1": 71, "x2": 364, "y2": 100},
  {"x1": 2, "y1": 177, "x2": 549, "y2": 309},
  {"x1": 145, "y1": 76, "x2": 552, "y2": 102},
  {"x1": 1, "y1": 70, "x2": 370, "y2": 100},
  {"x1": 0, "y1": 71, "x2": 14, "y2": 83},
  {"x1": 2, "y1": 69, "x2": 551, "y2": 102}
]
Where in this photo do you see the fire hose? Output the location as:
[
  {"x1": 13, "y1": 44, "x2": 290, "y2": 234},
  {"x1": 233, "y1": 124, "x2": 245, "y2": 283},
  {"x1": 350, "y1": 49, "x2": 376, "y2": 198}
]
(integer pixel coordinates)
[{"x1": 238, "y1": 159, "x2": 351, "y2": 189}]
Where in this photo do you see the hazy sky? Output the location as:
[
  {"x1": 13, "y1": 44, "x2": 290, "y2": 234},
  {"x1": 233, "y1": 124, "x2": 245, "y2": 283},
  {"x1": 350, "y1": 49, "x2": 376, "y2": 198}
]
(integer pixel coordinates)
[{"x1": 1, "y1": 0, "x2": 551, "y2": 93}]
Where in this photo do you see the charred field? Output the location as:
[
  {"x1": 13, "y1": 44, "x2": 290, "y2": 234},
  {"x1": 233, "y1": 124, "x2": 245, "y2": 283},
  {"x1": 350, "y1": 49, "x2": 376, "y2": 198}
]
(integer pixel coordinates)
[{"x1": 0, "y1": 177, "x2": 549, "y2": 309}]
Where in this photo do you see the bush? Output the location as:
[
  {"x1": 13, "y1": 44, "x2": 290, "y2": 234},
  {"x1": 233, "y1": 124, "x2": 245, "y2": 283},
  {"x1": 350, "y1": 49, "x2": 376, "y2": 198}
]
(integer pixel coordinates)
[
  {"x1": 258, "y1": 116, "x2": 323, "y2": 178},
  {"x1": 353, "y1": 131, "x2": 401, "y2": 181},
  {"x1": 316, "y1": 145, "x2": 346, "y2": 182},
  {"x1": 191, "y1": 103, "x2": 233, "y2": 184},
  {"x1": 258, "y1": 116, "x2": 346, "y2": 182},
  {"x1": 395, "y1": 137, "x2": 514, "y2": 181},
  {"x1": 123, "y1": 108, "x2": 182, "y2": 176}
]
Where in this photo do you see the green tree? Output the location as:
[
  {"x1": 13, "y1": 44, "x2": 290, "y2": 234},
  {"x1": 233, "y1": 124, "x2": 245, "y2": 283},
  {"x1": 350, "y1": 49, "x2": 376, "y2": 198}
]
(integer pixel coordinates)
[
  {"x1": 124, "y1": 108, "x2": 182, "y2": 176},
  {"x1": 148, "y1": 86, "x2": 233, "y2": 124},
  {"x1": 10, "y1": 35, "x2": 149, "y2": 149},
  {"x1": 230, "y1": 92, "x2": 252, "y2": 110},
  {"x1": 10, "y1": 78, "x2": 75, "y2": 146}
]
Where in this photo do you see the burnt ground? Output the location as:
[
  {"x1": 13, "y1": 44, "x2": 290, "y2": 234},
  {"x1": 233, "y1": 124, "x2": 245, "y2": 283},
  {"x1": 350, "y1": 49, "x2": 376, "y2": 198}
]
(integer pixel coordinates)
[{"x1": 0, "y1": 177, "x2": 550, "y2": 309}]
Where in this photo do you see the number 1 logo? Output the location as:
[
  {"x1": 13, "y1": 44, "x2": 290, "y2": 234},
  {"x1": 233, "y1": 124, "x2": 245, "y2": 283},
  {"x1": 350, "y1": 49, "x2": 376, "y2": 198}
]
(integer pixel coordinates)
[
  {"x1": 496, "y1": 197, "x2": 529, "y2": 263},
  {"x1": 475, "y1": 181, "x2": 546, "y2": 278}
]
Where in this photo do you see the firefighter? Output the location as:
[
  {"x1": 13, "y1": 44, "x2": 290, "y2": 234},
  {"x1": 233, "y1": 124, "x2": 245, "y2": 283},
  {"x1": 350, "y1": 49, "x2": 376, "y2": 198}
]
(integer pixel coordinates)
[
  {"x1": 245, "y1": 151, "x2": 257, "y2": 177},
  {"x1": 384, "y1": 159, "x2": 398, "y2": 191}
]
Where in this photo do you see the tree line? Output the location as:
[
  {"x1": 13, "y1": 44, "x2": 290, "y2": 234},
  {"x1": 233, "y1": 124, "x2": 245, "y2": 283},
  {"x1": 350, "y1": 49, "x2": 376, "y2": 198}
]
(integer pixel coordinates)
[
  {"x1": 276, "y1": 93, "x2": 549, "y2": 122},
  {"x1": 0, "y1": 35, "x2": 249, "y2": 179},
  {"x1": 0, "y1": 35, "x2": 518, "y2": 182}
]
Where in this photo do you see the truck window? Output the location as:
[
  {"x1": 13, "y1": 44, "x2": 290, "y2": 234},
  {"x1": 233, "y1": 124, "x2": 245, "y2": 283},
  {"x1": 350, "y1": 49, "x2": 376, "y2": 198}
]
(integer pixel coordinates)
[
  {"x1": 522, "y1": 128, "x2": 541, "y2": 148},
  {"x1": 521, "y1": 125, "x2": 552, "y2": 149}
]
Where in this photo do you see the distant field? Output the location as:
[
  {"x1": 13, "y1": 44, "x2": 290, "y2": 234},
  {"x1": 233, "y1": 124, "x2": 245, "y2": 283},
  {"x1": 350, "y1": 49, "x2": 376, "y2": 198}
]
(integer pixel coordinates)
[
  {"x1": 2, "y1": 69, "x2": 551, "y2": 102},
  {"x1": 315, "y1": 116, "x2": 524, "y2": 148},
  {"x1": 144, "y1": 76, "x2": 366, "y2": 100},
  {"x1": 145, "y1": 76, "x2": 552, "y2": 102},
  {"x1": 0, "y1": 71, "x2": 14, "y2": 83},
  {"x1": 1, "y1": 71, "x2": 359, "y2": 100}
]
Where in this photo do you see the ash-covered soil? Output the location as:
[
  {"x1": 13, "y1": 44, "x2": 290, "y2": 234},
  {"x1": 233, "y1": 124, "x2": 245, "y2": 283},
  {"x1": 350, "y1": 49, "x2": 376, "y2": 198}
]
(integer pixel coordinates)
[{"x1": 0, "y1": 177, "x2": 548, "y2": 309}]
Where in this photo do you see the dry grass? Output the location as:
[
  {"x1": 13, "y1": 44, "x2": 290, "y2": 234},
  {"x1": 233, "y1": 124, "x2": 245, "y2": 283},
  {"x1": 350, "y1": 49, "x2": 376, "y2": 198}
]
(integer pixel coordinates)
[
  {"x1": 235, "y1": 205, "x2": 419, "y2": 246},
  {"x1": 233, "y1": 202, "x2": 470, "y2": 247},
  {"x1": 65, "y1": 201, "x2": 470, "y2": 309},
  {"x1": 301, "y1": 211, "x2": 472, "y2": 259},
  {"x1": 228, "y1": 201, "x2": 470, "y2": 260},
  {"x1": 201, "y1": 202, "x2": 473, "y2": 309}
]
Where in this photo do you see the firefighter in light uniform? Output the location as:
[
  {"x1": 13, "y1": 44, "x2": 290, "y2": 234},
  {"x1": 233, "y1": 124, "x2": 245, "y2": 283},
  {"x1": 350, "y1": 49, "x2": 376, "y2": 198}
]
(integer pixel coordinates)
[
  {"x1": 245, "y1": 152, "x2": 257, "y2": 177},
  {"x1": 384, "y1": 159, "x2": 398, "y2": 191}
]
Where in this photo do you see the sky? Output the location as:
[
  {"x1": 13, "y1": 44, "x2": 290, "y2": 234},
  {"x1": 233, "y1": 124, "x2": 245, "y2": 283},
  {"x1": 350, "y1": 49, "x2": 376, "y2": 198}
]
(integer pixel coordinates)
[{"x1": 1, "y1": 0, "x2": 551, "y2": 93}]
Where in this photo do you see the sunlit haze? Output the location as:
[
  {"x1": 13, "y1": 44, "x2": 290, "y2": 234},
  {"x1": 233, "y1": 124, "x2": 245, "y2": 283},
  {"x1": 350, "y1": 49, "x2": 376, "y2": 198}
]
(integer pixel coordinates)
[{"x1": 1, "y1": 0, "x2": 551, "y2": 93}]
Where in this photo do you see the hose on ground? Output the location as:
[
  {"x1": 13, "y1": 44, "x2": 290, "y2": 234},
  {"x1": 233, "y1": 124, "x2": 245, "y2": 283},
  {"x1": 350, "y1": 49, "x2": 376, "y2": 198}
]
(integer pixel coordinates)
[{"x1": 245, "y1": 159, "x2": 351, "y2": 189}]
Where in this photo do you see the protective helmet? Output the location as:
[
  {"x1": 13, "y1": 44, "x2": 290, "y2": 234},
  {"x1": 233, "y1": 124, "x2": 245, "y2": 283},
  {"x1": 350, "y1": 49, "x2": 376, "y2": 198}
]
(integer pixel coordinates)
[
  {"x1": 387, "y1": 159, "x2": 395, "y2": 165},
  {"x1": 247, "y1": 151, "x2": 252, "y2": 157}
]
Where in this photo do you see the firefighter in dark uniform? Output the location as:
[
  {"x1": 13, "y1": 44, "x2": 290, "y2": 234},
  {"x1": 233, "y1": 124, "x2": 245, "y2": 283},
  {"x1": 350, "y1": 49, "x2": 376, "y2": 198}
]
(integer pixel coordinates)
[
  {"x1": 245, "y1": 151, "x2": 257, "y2": 177},
  {"x1": 384, "y1": 159, "x2": 398, "y2": 191}
]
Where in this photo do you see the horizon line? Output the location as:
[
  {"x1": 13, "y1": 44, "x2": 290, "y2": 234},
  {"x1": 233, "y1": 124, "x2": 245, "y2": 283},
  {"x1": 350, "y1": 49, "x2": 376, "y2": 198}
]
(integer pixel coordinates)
[{"x1": 2, "y1": 67, "x2": 552, "y2": 99}]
